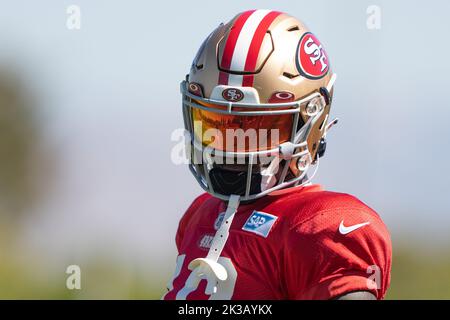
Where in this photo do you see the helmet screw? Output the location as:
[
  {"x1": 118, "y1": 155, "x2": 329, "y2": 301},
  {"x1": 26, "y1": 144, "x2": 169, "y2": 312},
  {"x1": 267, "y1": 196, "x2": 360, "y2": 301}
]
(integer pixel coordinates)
[{"x1": 306, "y1": 101, "x2": 318, "y2": 116}]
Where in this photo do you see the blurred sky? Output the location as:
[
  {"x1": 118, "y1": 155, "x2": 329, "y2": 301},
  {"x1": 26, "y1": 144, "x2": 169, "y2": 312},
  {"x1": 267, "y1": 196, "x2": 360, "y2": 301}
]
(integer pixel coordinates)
[{"x1": 0, "y1": 0, "x2": 450, "y2": 278}]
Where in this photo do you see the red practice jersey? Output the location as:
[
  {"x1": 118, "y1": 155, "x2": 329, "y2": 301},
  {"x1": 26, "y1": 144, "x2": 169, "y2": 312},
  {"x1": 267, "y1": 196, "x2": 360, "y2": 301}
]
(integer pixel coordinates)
[{"x1": 163, "y1": 185, "x2": 391, "y2": 300}]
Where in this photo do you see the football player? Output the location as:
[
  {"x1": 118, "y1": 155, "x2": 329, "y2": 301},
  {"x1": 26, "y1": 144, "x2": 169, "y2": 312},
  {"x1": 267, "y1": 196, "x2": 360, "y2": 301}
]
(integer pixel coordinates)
[{"x1": 163, "y1": 10, "x2": 391, "y2": 300}]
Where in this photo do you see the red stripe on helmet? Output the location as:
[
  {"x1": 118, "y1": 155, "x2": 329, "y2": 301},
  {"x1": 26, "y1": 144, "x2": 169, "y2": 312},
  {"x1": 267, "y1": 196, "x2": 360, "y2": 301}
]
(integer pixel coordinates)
[
  {"x1": 218, "y1": 10, "x2": 256, "y2": 85},
  {"x1": 241, "y1": 11, "x2": 282, "y2": 87}
]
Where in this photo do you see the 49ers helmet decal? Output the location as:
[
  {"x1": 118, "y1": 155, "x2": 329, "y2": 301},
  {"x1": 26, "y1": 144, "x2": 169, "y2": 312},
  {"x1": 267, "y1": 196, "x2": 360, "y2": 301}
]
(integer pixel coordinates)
[
  {"x1": 296, "y1": 32, "x2": 330, "y2": 80},
  {"x1": 182, "y1": 9, "x2": 338, "y2": 201}
]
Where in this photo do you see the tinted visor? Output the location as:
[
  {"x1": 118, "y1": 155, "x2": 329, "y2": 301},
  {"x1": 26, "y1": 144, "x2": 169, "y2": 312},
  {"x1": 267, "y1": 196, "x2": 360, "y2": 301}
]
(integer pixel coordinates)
[{"x1": 191, "y1": 99, "x2": 300, "y2": 152}]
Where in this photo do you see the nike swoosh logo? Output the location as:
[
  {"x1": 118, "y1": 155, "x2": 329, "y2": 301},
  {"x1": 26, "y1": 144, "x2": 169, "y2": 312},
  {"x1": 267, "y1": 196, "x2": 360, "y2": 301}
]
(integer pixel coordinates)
[{"x1": 339, "y1": 220, "x2": 370, "y2": 235}]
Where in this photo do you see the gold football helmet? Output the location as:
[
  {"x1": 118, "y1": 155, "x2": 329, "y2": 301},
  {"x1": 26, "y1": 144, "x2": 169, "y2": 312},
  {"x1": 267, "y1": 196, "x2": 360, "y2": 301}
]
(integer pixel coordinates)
[{"x1": 181, "y1": 9, "x2": 337, "y2": 201}]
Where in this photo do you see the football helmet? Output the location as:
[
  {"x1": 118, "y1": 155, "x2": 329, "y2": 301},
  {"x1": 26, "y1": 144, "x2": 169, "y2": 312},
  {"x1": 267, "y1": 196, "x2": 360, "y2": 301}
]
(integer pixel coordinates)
[{"x1": 181, "y1": 9, "x2": 337, "y2": 201}]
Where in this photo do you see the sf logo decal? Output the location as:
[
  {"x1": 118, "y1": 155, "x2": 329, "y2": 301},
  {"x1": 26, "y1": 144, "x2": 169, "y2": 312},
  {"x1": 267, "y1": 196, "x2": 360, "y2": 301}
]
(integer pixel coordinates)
[
  {"x1": 304, "y1": 37, "x2": 327, "y2": 72},
  {"x1": 296, "y1": 32, "x2": 329, "y2": 79},
  {"x1": 222, "y1": 88, "x2": 244, "y2": 102}
]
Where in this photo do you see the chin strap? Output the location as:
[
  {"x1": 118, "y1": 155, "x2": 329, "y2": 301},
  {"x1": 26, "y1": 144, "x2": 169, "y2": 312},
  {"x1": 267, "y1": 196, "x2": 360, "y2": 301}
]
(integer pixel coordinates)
[{"x1": 187, "y1": 194, "x2": 240, "y2": 295}]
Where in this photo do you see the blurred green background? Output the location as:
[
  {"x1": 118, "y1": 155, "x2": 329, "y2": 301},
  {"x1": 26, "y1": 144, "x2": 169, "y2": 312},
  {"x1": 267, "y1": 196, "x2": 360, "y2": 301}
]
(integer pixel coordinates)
[{"x1": 0, "y1": 1, "x2": 449, "y2": 299}]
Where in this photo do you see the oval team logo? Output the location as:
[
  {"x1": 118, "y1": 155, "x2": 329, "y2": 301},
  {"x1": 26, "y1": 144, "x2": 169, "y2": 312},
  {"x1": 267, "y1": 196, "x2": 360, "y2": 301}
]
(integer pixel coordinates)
[
  {"x1": 222, "y1": 88, "x2": 244, "y2": 102},
  {"x1": 296, "y1": 32, "x2": 329, "y2": 80},
  {"x1": 268, "y1": 91, "x2": 295, "y2": 103}
]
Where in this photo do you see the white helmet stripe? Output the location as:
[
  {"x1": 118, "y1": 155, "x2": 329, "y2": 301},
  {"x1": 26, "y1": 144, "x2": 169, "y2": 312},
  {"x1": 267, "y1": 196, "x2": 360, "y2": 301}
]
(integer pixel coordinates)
[{"x1": 227, "y1": 9, "x2": 272, "y2": 86}]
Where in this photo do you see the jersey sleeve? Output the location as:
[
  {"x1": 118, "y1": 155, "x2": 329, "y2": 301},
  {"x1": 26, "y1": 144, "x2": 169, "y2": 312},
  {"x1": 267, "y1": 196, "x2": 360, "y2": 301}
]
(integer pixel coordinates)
[
  {"x1": 175, "y1": 193, "x2": 210, "y2": 252},
  {"x1": 283, "y1": 195, "x2": 392, "y2": 300}
]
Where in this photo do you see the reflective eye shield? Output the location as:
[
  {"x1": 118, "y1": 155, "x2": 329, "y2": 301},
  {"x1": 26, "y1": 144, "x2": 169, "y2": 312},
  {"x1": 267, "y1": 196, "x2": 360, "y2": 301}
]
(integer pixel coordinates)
[{"x1": 191, "y1": 100, "x2": 297, "y2": 152}]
